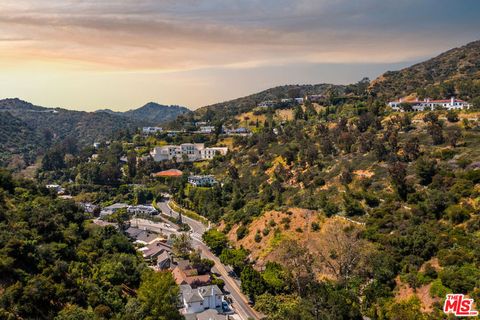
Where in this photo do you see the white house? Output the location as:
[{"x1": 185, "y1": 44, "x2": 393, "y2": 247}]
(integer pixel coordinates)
[
  {"x1": 199, "y1": 126, "x2": 215, "y2": 134},
  {"x1": 150, "y1": 144, "x2": 227, "y2": 162},
  {"x1": 127, "y1": 205, "x2": 158, "y2": 215},
  {"x1": 180, "y1": 284, "x2": 223, "y2": 314},
  {"x1": 388, "y1": 97, "x2": 470, "y2": 112},
  {"x1": 200, "y1": 147, "x2": 228, "y2": 160},
  {"x1": 142, "y1": 127, "x2": 163, "y2": 135},
  {"x1": 258, "y1": 100, "x2": 275, "y2": 108},
  {"x1": 46, "y1": 184, "x2": 65, "y2": 194},
  {"x1": 188, "y1": 175, "x2": 217, "y2": 187}
]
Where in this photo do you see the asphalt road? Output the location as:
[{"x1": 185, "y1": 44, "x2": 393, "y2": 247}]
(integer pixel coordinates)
[{"x1": 140, "y1": 197, "x2": 261, "y2": 320}]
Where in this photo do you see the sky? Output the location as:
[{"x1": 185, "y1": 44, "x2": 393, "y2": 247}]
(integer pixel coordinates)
[{"x1": 0, "y1": 0, "x2": 479, "y2": 111}]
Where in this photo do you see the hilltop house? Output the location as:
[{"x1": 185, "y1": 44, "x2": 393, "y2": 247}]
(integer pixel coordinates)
[
  {"x1": 388, "y1": 97, "x2": 470, "y2": 112},
  {"x1": 180, "y1": 284, "x2": 223, "y2": 314},
  {"x1": 188, "y1": 175, "x2": 217, "y2": 187},
  {"x1": 258, "y1": 100, "x2": 275, "y2": 108},
  {"x1": 150, "y1": 144, "x2": 227, "y2": 162}
]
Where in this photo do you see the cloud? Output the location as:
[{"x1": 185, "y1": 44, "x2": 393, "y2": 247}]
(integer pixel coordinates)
[{"x1": 0, "y1": 0, "x2": 478, "y2": 71}]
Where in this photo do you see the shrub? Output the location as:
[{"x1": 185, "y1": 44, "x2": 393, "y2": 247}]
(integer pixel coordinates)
[
  {"x1": 429, "y1": 279, "x2": 449, "y2": 298},
  {"x1": 295, "y1": 227, "x2": 303, "y2": 233},
  {"x1": 311, "y1": 222, "x2": 320, "y2": 231},
  {"x1": 254, "y1": 232, "x2": 262, "y2": 243},
  {"x1": 446, "y1": 204, "x2": 470, "y2": 224},
  {"x1": 262, "y1": 228, "x2": 270, "y2": 236},
  {"x1": 236, "y1": 225, "x2": 249, "y2": 240}
]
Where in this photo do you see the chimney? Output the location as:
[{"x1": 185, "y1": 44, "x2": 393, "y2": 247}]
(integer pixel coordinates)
[{"x1": 451, "y1": 96, "x2": 455, "y2": 104}]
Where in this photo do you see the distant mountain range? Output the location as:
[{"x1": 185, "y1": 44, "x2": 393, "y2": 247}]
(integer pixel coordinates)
[
  {"x1": 0, "y1": 98, "x2": 191, "y2": 166},
  {"x1": 1, "y1": 39, "x2": 479, "y2": 167}
]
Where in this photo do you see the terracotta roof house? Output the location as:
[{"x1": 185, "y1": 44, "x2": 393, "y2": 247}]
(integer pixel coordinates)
[
  {"x1": 152, "y1": 169, "x2": 184, "y2": 178},
  {"x1": 173, "y1": 266, "x2": 211, "y2": 288}
]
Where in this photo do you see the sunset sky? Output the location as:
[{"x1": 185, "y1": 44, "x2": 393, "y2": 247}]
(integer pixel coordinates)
[{"x1": 0, "y1": 0, "x2": 479, "y2": 111}]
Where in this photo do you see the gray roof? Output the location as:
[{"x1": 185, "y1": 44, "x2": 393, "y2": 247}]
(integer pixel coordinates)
[
  {"x1": 142, "y1": 241, "x2": 172, "y2": 258},
  {"x1": 157, "y1": 251, "x2": 170, "y2": 263},
  {"x1": 197, "y1": 285, "x2": 222, "y2": 297},
  {"x1": 196, "y1": 309, "x2": 224, "y2": 320},
  {"x1": 125, "y1": 227, "x2": 144, "y2": 238},
  {"x1": 104, "y1": 203, "x2": 129, "y2": 210},
  {"x1": 136, "y1": 231, "x2": 160, "y2": 244}
]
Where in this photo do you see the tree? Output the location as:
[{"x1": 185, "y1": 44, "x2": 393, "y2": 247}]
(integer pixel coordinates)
[
  {"x1": 403, "y1": 136, "x2": 420, "y2": 162},
  {"x1": 202, "y1": 229, "x2": 228, "y2": 255},
  {"x1": 172, "y1": 233, "x2": 192, "y2": 258},
  {"x1": 137, "y1": 271, "x2": 183, "y2": 320},
  {"x1": 42, "y1": 148, "x2": 65, "y2": 171},
  {"x1": 447, "y1": 127, "x2": 462, "y2": 148},
  {"x1": 388, "y1": 161, "x2": 409, "y2": 200},
  {"x1": 316, "y1": 220, "x2": 372, "y2": 284},
  {"x1": 241, "y1": 265, "x2": 266, "y2": 300},
  {"x1": 127, "y1": 150, "x2": 137, "y2": 178},
  {"x1": 415, "y1": 157, "x2": 436, "y2": 185},
  {"x1": 255, "y1": 293, "x2": 306, "y2": 320},
  {"x1": 189, "y1": 250, "x2": 214, "y2": 275},
  {"x1": 294, "y1": 105, "x2": 305, "y2": 121},
  {"x1": 220, "y1": 248, "x2": 249, "y2": 275},
  {"x1": 386, "y1": 296, "x2": 426, "y2": 320},
  {"x1": 277, "y1": 240, "x2": 315, "y2": 295},
  {"x1": 427, "y1": 122, "x2": 444, "y2": 145},
  {"x1": 446, "y1": 110, "x2": 459, "y2": 122}
]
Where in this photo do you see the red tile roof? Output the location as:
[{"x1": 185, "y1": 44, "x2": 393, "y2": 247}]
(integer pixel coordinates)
[{"x1": 152, "y1": 169, "x2": 183, "y2": 177}]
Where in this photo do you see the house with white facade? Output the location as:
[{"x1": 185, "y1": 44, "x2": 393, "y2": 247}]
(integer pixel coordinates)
[
  {"x1": 46, "y1": 184, "x2": 65, "y2": 194},
  {"x1": 188, "y1": 175, "x2": 217, "y2": 187},
  {"x1": 150, "y1": 144, "x2": 227, "y2": 162},
  {"x1": 127, "y1": 205, "x2": 158, "y2": 215},
  {"x1": 180, "y1": 284, "x2": 223, "y2": 314},
  {"x1": 199, "y1": 126, "x2": 215, "y2": 134},
  {"x1": 142, "y1": 127, "x2": 163, "y2": 135},
  {"x1": 388, "y1": 97, "x2": 470, "y2": 112},
  {"x1": 258, "y1": 100, "x2": 275, "y2": 108}
]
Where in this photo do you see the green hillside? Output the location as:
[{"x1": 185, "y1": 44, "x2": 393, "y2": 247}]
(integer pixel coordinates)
[{"x1": 370, "y1": 40, "x2": 480, "y2": 101}]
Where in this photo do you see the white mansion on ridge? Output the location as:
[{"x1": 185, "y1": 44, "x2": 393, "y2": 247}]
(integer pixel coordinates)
[
  {"x1": 388, "y1": 97, "x2": 470, "y2": 112},
  {"x1": 150, "y1": 143, "x2": 228, "y2": 162}
]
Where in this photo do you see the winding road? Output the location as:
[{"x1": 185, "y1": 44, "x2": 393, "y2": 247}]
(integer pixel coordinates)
[{"x1": 137, "y1": 197, "x2": 261, "y2": 320}]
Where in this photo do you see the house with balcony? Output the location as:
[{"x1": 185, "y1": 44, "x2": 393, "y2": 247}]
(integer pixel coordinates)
[
  {"x1": 150, "y1": 144, "x2": 227, "y2": 162},
  {"x1": 188, "y1": 175, "x2": 217, "y2": 187},
  {"x1": 388, "y1": 97, "x2": 470, "y2": 112}
]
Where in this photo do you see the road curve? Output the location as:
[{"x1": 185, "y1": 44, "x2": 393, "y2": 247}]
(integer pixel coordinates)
[{"x1": 151, "y1": 198, "x2": 261, "y2": 320}]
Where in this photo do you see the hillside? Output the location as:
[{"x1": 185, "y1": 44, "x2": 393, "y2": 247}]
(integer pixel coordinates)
[
  {"x1": 97, "y1": 102, "x2": 190, "y2": 125},
  {"x1": 370, "y1": 40, "x2": 480, "y2": 100},
  {"x1": 189, "y1": 83, "x2": 349, "y2": 122},
  {"x1": 0, "y1": 111, "x2": 44, "y2": 165},
  {"x1": 0, "y1": 98, "x2": 141, "y2": 167},
  {"x1": 0, "y1": 99, "x2": 191, "y2": 167}
]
